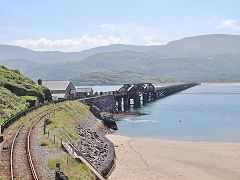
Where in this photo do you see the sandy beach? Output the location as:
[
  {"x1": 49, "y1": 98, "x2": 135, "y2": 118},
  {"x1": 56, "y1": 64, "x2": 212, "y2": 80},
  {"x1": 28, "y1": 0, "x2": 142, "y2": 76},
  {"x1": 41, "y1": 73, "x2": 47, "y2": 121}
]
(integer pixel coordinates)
[
  {"x1": 201, "y1": 82, "x2": 240, "y2": 86},
  {"x1": 106, "y1": 135, "x2": 240, "y2": 180}
]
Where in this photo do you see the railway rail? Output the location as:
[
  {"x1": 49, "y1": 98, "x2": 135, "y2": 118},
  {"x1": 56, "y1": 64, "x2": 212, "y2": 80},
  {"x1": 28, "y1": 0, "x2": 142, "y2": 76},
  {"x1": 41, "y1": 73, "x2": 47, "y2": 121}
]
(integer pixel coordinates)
[{"x1": 10, "y1": 108, "x2": 56, "y2": 180}]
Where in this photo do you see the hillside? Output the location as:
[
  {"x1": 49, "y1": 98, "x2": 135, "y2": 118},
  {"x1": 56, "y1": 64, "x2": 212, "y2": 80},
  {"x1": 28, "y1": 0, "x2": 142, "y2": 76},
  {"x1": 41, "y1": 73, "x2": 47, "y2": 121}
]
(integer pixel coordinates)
[
  {"x1": 0, "y1": 44, "x2": 160, "y2": 64},
  {"x1": 0, "y1": 66, "x2": 51, "y2": 123},
  {"x1": 71, "y1": 70, "x2": 172, "y2": 85},
  {"x1": 1, "y1": 34, "x2": 240, "y2": 82},
  {"x1": 148, "y1": 34, "x2": 240, "y2": 57}
]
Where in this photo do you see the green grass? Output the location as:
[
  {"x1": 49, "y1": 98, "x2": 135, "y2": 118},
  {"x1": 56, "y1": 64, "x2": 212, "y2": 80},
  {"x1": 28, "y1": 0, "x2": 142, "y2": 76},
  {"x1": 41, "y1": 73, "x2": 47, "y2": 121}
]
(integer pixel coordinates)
[
  {"x1": 20, "y1": 96, "x2": 38, "y2": 101},
  {"x1": 2, "y1": 103, "x2": 57, "y2": 137},
  {"x1": 0, "y1": 86, "x2": 29, "y2": 124},
  {"x1": 0, "y1": 66, "x2": 50, "y2": 125},
  {"x1": 48, "y1": 154, "x2": 95, "y2": 180},
  {"x1": 1, "y1": 100, "x2": 95, "y2": 179},
  {"x1": 40, "y1": 101, "x2": 95, "y2": 179},
  {"x1": 51, "y1": 90, "x2": 66, "y2": 94},
  {"x1": 0, "y1": 66, "x2": 47, "y2": 97},
  {"x1": 40, "y1": 101, "x2": 92, "y2": 147}
]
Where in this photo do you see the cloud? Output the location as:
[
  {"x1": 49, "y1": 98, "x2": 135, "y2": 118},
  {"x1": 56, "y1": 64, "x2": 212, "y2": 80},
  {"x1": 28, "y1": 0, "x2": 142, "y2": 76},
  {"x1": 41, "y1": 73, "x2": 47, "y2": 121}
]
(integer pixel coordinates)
[
  {"x1": 143, "y1": 35, "x2": 162, "y2": 46},
  {"x1": 216, "y1": 19, "x2": 240, "y2": 30},
  {"x1": 7, "y1": 23, "x2": 168, "y2": 51},
  {"x1": 8, "y1": 35, "x2": 129, "y2": 52},
  {"x1": 100, "y1": 23, "x2": 167, "y2": 45}
]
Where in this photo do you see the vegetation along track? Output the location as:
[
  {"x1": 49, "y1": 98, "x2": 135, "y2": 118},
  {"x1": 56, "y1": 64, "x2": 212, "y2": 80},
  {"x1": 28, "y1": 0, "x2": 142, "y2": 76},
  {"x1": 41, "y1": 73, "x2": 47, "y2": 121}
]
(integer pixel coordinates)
[{"x1": 10, "y1": 107, "x2": 56, "y2": 180}]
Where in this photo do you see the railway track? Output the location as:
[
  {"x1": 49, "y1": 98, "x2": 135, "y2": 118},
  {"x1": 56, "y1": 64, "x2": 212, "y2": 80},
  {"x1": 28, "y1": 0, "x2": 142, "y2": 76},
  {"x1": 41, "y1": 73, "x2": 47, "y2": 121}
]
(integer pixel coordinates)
[{"x1": 10, "y1": 108, "x2": 56, "y2": 180}]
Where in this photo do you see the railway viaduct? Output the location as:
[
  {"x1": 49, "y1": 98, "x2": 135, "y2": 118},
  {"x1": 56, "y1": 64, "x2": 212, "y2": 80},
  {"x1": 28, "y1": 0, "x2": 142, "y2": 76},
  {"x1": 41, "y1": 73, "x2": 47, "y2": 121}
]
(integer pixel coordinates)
[{"x1": 114, "y1": 83, "x2": 199, "y2": 111}]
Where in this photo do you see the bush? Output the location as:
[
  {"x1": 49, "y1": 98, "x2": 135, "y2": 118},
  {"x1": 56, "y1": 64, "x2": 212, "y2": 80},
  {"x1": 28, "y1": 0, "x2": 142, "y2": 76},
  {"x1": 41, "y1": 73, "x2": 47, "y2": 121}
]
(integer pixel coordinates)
[
  {"x1": 40, "y1": 142, "x2": 47, "y2": 146},
  {"x1": 45, "y1": 118, "x2": 52, "y2": 125}
]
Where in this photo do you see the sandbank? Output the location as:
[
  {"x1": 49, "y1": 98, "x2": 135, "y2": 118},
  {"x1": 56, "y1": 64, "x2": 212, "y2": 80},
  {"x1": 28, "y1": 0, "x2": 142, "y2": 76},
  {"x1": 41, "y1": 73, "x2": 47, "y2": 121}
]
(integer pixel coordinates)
[{"x1": 106, "y1": 134, "x2": 240, "y2": 180}]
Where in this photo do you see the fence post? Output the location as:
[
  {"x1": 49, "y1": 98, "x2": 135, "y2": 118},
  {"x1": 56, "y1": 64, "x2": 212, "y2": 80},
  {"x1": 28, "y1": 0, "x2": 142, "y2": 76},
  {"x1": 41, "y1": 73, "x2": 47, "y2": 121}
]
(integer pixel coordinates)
[
  {"x1": 0, "y1": 124, "x2": 3, "y2": 134},
  {"x1": 43, "y1": 122, "x2": 46, "y2": 134}
]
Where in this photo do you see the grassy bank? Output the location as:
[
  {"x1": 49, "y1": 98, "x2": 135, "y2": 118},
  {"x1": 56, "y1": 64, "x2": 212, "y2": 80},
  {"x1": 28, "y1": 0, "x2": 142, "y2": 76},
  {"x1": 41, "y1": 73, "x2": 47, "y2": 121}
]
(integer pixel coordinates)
[
  {"x1": 2, "y1": 100, "x2": 96, "y2": 180},
  {"x1": 0, "y1": 65, "x2": 51, "y2": 124},
  {"x1": 40, "y1": 101, "x2": 92, "y2": 147},
  {"x1": 48, "y1": 155, "x2": 95, "y2": 180},
  {"x1": 0, "y1": 86, "x2": 29, "y2": 124},
  {"x1": 39, "y1": 101, "x2": 96, "y2": 179}
]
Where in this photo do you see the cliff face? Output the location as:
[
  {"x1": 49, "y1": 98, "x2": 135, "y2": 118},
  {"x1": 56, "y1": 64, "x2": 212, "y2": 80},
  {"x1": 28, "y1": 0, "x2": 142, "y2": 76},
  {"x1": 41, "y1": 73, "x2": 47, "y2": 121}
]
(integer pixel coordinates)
[{"x1": 3, "y1": 82, "x2": 51, "y2": 103}]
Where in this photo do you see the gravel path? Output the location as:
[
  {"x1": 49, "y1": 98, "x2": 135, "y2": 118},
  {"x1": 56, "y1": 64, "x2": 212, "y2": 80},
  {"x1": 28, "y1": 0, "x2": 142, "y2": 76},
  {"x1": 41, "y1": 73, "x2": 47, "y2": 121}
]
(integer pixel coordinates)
[
  {"x1": 31, "y1": 117, "x2": 65, "y2": 180},
  {"x1": 0, "y1": 141, "x2": 11, "y2": 179}
]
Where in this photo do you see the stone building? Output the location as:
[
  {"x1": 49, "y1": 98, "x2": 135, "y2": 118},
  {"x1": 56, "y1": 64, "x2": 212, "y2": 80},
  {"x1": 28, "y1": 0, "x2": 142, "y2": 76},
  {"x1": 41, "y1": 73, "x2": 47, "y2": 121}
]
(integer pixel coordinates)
[
  {"x1": 38, "y1": 79, "x2": 76, "y2": 100},
  {"x1": 76, "y1": 88, "x2": 93, "y2": 98}
]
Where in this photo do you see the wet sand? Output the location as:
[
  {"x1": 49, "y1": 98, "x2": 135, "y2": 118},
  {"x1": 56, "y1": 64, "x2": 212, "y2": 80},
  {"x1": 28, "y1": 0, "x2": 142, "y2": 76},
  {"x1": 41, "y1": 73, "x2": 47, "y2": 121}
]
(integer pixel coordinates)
[{"x1": 106, "y1": 135, "x2": 240, "y2": 180}]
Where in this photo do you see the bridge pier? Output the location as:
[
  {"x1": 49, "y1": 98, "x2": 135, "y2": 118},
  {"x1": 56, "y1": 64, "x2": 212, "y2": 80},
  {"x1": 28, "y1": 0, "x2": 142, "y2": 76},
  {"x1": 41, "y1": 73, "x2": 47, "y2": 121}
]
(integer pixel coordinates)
[
  {"x1": 148, "y1": 92, "x2": 156, "y2": 102},
  {"x1": 116, "y1": 97, "x2": 122, "y2": 111},
  {"x1": 152, "y1": 92, "x2": 157, "y2": 101},
  {"x1": 143, "y1": 93, "x2": 148, "y2": 105},
  {"x1": 123, "y1": 96, "x2": 130, "y2": 111},
  {"x1": 114, "y1": 83, "x2": 199, "y2": 112},
  {"x1": 133, "y1": 94, "x2": 141, "y2": 108}
]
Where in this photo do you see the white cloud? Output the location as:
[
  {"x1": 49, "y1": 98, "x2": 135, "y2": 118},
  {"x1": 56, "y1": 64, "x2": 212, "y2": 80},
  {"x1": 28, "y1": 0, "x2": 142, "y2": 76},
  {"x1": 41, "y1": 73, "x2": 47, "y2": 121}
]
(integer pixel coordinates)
[
  {"x1": 100, "y1": 23, "x2": 168, "y2": 45},
  {"x1": 7, "y1": 23, "x2": 169, "y2": 51},
  {"x1": 216, "y1": 19, "x2": 240, "y2": 30},
  {"x1": 143, "y1": 35, "x2": 162, "y2": 46},
  {"x1": 8, "y1": 35, "x2": 129, "y2": 52}
]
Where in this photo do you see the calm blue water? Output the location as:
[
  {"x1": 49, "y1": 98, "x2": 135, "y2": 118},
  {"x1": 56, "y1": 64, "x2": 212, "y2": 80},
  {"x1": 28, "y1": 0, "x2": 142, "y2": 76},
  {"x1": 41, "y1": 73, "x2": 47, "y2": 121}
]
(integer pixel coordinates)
[
  {"x1": 115, "y1": 85, "x2": 240, "y2": 142},
  {"x1": 78, "y1": 85, "x2": 240, "y2": 142}
]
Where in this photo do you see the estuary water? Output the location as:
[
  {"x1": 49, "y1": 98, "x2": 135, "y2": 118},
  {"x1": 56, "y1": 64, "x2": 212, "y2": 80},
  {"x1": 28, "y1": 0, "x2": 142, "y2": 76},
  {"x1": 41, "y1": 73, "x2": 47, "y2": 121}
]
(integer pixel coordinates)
[{"x1": 78, "y1": 85, "x2": 240, "y2": 142}]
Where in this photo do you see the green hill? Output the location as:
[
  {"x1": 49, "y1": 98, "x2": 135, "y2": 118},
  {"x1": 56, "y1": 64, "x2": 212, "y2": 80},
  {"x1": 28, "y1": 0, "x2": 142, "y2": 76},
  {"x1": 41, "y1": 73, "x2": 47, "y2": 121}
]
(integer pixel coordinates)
[
  {"x1": 71, "y1": 70, "x2": 173, "y2": 85},
  {"x1": 0, "y1": 66, "x2": 51, "y2": 123}
]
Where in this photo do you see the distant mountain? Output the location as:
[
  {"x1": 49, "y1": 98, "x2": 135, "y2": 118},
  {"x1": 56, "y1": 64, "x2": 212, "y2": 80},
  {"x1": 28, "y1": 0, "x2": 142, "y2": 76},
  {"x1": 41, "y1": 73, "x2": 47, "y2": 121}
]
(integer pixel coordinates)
[
  {"x1": 148, "y1": 34, "x2": 240, "y2": 57},
  {"x1": 0, "y1": 44, "x2": 160, "y2": 64},
  {"x1": 1, "y1": 34, "x2": 240, "y2": 82},
  {"x1": 71, "y1": 70, "x2": 172, "y2": 85}
]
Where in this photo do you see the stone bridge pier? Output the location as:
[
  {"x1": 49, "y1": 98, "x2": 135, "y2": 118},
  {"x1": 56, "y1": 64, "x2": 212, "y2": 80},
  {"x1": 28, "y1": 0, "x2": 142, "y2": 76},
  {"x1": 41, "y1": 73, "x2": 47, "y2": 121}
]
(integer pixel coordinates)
[
  {"x1": 116, "y1": 97, "x2": 123, "y2": 111},
  {"x1": 115, "y1": 83, "x2": 155, "y2": 111}
]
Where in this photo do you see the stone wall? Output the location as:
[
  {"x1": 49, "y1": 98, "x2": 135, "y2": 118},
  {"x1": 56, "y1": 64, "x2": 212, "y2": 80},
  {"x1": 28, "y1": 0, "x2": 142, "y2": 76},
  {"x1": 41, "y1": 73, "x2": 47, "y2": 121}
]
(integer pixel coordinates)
[{"x1": 80, "y1": 95, "x2": 116, "y2": 113}]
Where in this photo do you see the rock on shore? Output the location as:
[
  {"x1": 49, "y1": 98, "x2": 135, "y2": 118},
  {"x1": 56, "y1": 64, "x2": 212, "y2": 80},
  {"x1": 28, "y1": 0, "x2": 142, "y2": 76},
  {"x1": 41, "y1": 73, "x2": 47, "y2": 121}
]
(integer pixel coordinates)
[{"x1": 77, "y1": 126, "x2": 115, "y2": 177}]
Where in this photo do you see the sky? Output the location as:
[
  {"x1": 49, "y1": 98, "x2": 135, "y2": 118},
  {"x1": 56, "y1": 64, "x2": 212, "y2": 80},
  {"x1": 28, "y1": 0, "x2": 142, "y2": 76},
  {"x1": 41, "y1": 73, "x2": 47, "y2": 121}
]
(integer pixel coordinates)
[{"x1": 1, "y1": 0, "x2": 240, "y2": 52}]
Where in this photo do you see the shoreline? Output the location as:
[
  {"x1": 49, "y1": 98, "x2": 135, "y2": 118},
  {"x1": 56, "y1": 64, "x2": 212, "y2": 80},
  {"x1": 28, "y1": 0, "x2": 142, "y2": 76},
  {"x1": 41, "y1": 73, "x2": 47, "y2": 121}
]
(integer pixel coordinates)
[
  {"x1": 109, "y1": 134, "x2": 240, "y2": 144},
  {"x1": 113, "y1": 111, "x2": 148, "y2": 119},
  {"x1": 201, "y1": 82, "x2": 240, "y2": 86},
  {"x1": 106, "y1": 134, "x2": 240, "y2": 180}
]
